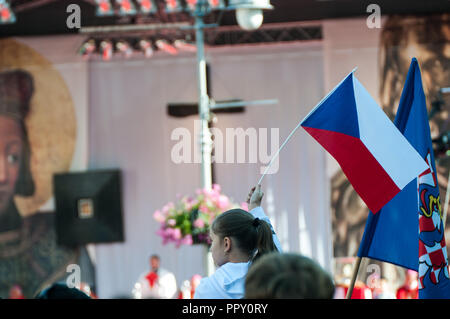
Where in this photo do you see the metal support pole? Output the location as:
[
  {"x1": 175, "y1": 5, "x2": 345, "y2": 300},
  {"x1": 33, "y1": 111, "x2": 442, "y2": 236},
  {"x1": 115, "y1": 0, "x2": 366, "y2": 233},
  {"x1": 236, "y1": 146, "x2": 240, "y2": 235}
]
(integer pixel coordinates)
[
  {"x1": 195, "y1": 13, "x2": 213, "y2": 192},
  {"x1": 194, "y1": 7, "x2": 215, "y2": 277},
  {"x1": 192, "y1": 0, "x2": 275, "y2": 277}
]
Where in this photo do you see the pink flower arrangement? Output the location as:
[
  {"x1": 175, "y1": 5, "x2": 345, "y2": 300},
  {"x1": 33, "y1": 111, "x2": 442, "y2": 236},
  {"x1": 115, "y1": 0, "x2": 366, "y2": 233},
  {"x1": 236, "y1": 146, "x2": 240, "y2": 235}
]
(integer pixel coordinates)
[{"x1": 154, "y1": 184, "x2": 247, "y2": 248}]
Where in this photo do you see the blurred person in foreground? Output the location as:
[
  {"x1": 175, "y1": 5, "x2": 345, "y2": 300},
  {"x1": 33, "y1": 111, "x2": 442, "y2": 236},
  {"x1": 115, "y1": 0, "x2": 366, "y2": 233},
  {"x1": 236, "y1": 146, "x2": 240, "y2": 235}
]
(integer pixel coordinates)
[
  {"x1": 35, "y1": 282, "x2": 91, "y2": 299},
  {"x1": 245, "y1": 252, "x2": 334, "y2": 299}
]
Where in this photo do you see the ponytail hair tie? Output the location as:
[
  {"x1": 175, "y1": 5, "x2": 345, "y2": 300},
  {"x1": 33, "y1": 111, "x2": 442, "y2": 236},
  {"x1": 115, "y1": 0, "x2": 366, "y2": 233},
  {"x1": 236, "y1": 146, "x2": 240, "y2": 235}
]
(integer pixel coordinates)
[{"x1": 252, "y1": 217, "x2": 260, "y2": 227}]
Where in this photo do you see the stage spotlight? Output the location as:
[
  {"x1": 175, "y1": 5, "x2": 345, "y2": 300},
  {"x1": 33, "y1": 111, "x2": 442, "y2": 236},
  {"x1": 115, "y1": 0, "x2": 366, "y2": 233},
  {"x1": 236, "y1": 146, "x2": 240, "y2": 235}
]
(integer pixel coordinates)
[
  {"x1": 95, "y1": 0, "x2": 114, "y2": 16},
  {"x1": 137, "y1": 0, "x2": 157, "y2": 14},
  {"x1": 139, "y1": 39, "x2": 154, "y2": 58},
  {"x1": 228, "y1": 0, "x2": 273, "y2": 31},
  {"x1": 156, "y1": 39, "x2": 178, "y2": 55},
  {"x1": 174, "y1": 40, "x2": 197, "y2": 53},
  {"x1": 117, "y1": 0, "x2": 137, "y2": 15},
  {"x1": 100, "y1": 40, "x2": 113, "y2": 61},
  {"x1": 164, "y1": 0, "x2": 183, "y2": 13},
  {"x1": 116, "y1": 40, "x2": 133, "y2": 58},
  {"x1": 207, "y1": 0, "x2": 225, "y2": 10},
  {"x1": 79, "y1": 39, "x2": 96, "y2": 60},
  {"x1": 0, "y1": 0, "x2": 16, "y2": 24},
  {"x1": 185, "y1": 0, "x2": 198, "y2": 11},
  {"x1": 185, "y1": 0, "x2": 224, "y2": 11}
]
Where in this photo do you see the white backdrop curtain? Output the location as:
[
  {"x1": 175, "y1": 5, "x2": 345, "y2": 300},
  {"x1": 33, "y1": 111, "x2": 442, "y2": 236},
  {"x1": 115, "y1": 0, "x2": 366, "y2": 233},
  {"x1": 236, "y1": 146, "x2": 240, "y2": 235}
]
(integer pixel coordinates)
[{"x1": 88, "y1": 40, "x2": 333, "y2": 298}]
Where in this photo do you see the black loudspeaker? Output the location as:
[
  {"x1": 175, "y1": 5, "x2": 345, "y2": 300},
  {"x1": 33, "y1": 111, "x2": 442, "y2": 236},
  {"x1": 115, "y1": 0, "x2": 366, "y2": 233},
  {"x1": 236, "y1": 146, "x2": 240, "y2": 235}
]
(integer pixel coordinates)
[{"x1": 53, "y1": 169, "x2": 124, "y2": 246}]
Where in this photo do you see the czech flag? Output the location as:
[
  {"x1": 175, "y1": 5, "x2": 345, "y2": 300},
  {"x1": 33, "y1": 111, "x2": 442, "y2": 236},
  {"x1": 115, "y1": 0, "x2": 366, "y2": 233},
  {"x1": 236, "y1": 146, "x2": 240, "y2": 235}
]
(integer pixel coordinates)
[{"x1": 301, "y1": 70, "x2": 428, "y2": 213}]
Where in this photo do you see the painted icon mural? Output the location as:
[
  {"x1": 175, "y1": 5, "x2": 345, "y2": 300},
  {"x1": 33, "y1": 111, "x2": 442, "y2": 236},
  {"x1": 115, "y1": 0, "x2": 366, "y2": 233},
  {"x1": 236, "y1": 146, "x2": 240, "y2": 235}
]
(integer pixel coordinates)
[{"x1": 0, "y1": 38, "x2": 79, "y2": 298}]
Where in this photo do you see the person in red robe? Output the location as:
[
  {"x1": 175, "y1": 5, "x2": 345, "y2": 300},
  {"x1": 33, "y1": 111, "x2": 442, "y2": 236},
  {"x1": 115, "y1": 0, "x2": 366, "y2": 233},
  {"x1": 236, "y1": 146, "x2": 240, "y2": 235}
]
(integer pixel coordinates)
[{"x1": 133, "y1": 254, "x2": 177, "y2": 299}]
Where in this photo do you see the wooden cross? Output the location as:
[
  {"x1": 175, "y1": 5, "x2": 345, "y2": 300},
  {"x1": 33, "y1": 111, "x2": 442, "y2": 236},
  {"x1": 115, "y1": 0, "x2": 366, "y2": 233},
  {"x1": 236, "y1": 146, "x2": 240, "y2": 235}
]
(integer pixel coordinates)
[{"x1": 167, "y1": 64, "x2": 245, "y2": 184}]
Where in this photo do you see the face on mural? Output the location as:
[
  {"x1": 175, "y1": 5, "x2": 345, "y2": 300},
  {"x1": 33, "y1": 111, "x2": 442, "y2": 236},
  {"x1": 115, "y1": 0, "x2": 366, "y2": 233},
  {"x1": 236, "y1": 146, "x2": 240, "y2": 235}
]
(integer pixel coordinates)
[
  {"x1": 0, "y1": 39, "x2": 79, "y2": 300},
  {"x1": 0, "y1": 116, "x2": 23, "y2": 214}
]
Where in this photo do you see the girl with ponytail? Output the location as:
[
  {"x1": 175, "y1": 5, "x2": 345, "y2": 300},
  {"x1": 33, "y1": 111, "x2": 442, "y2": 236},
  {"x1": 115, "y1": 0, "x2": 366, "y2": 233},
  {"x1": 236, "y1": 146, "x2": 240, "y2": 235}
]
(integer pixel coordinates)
[{"x1": 194, "y1": 185, "x2": 281, "y2": 299}]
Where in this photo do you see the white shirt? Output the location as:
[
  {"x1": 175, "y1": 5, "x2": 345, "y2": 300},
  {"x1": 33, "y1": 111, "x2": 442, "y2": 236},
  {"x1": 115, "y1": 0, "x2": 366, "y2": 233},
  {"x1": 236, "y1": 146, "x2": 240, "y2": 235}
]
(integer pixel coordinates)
[
  {"x1": 194, "y1": 261, "x2": 250, "y2": 299},
  {"x1": 133, "y1": 268, "x2": 178, "y2": 299},
  {"x1": 194, "y1": 207, "x2": 282, "y2": 299}
]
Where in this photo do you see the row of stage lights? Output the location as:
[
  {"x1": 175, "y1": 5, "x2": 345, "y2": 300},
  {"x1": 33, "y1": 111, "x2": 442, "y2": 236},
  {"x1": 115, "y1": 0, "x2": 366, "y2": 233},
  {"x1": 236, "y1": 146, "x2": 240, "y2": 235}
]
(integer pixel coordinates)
[
  {"x1": 79, "y1": 38, "x2": 197, "y2": 60},
  {"x1": 84, "y1": 0, "x2": 230, "y2": 60},
  {"x1": 0, "y1": 0, "x2": 226, "y2": 24},
  {"x1": 95, "y1": 0, "x2": 226, "y2": 16},
  {"x1": 0, "y1": 0, "x2": 15, "y2": 24}
]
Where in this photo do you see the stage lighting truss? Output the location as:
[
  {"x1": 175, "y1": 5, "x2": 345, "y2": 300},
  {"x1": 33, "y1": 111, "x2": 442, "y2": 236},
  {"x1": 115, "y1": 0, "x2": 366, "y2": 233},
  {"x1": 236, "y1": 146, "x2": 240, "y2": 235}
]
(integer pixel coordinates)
[
  {"x1": 100, "y1": 40, "x2": 113, "y2": 60},
  {"x1": 139, "y1": 39, "x2": 154, "y2": 57},
  {"x1": 185, "y1": 0, "x2": 225, "y2": 11},
  {"x1": 173, "y1": 39, "x2": 197, "y2": 52},
  {"x1": 163, "y1": 0, "x2": 182, "y2": 13},
  {"x1": 95, "y1": 0, "x2": 152, "y2": 16},
  {"x1": 78, "y1": 22, "x2": 322, "y2": 61},
  {"x1": 116, "y1": 39, "x2": 134, "y2": 57},
  {"x1": 79, "y1": 39, "x2": 97, "y2": 60},
  {"x1": 185, "y1": 0, "x2": 197, "y2": 11},
  {"x1": 204, "y1": 23, "x2": 323, "y2": 46},
  {"x1": 207, "y1": 0, "x2": 226, "y2": 9},
  {"x1": 0, "y1": 0, "x2": 16, "y2": 24},
  {"x1": 136, "y1": 0, "x2": 157, "y2": 14},
  {"x1": 117, "y1": 0, "x2": 137, "y2": 15},
  {"x1": 155, "y1": 39, "x2": 178, "y2": 55},
  {"x1": 93, "y1": 0, "x2": 228, "y2": 17},
  {"x1": 78, "y1": 37, "x2": 189, "y2": 60},
  {"x1": 96, "y1": 0, "x2": 114, "y2": 16}
]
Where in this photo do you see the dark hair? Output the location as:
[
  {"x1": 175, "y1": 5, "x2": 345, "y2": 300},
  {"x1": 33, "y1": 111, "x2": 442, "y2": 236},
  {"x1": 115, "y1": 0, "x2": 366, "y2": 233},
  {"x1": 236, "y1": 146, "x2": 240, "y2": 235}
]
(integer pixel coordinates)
[
  {"x1": 0, "y1": 69, "x2": 35, "y2": 196},
  {"x1": 150, "y1": 254, "x2": 160, "y2": 260},
  {"x1": 35, "y1": 283, "x2": 91, "y2": 299},
  {"x1": 211, "y1": 209, "x2": 278, "y2": 262},
  {"x1": 245, "y1": 252, "x2": 335, "y2": 299}
]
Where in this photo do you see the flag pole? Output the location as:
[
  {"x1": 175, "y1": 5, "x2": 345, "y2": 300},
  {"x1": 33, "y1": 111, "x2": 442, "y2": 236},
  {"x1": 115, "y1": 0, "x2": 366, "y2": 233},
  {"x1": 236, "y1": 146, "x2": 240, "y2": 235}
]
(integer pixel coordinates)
[
  {"x1": 257, "y1": 121, "x2": 303, "y2": 185},
  {"x1": 346, "y1": 256, "x2": 362, "y2": 299},
  {"x1": 257, "y1": 67, "x2": 358, "y2": 186},
  {"x1": 443, "y1": 169, "x2": 450, "y2": 226}
]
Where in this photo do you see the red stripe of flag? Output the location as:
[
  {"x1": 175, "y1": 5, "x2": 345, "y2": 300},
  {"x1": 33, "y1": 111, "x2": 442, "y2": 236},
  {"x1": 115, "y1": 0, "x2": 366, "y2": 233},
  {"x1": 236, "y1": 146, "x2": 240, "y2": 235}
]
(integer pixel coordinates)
[{"x1": 303, "y1": 127, "x2": 401, "y2": 213}]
